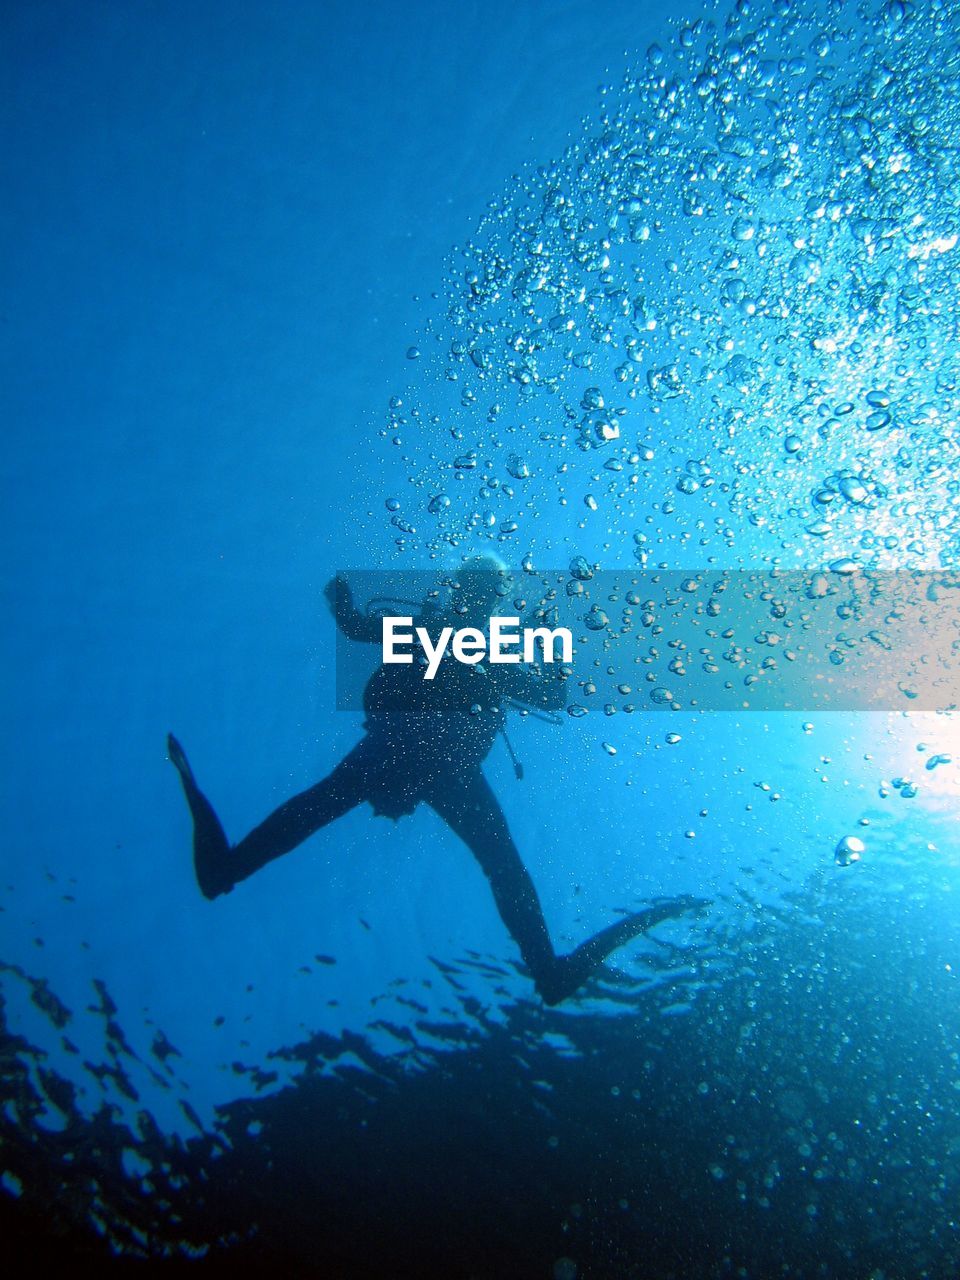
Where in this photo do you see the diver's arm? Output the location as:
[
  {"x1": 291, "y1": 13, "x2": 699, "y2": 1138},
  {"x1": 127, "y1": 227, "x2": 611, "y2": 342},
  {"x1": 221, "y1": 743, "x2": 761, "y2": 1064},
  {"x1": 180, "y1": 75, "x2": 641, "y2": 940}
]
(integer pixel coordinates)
[{"x1": 323, "y1": 576, "x2": 384, "y2": 644}]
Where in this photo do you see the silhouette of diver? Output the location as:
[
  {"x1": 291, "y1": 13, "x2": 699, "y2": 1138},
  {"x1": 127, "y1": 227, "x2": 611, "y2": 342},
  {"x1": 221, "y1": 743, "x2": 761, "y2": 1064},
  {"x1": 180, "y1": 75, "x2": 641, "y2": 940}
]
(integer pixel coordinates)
[{"x1": 168, "y1": 557, "x2": 702, "y2": 1005}]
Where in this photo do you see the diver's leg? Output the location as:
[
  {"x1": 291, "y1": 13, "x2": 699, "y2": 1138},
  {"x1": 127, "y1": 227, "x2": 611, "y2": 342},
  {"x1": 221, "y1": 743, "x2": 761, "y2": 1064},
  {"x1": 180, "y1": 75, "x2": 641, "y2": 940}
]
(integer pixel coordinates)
[
  {"x1": 424, "y1": 771, "x2": 559, "y2": 998},
  {"x1": 228, "y1": 742, "x2": 372, "y2": 885},
  {"x1": 167, "y1": 733, "x2": 372, "y2": 899},
  {"x1": 426, "y1": 770, "x2": 706, "y2": 1005}
]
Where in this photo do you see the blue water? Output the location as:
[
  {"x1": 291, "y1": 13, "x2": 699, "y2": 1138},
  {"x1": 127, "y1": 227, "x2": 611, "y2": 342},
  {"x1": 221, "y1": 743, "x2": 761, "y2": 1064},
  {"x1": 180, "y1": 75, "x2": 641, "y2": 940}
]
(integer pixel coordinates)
[{"x1": 3, "y1": 0, "x2": 960, "y2": 1274}]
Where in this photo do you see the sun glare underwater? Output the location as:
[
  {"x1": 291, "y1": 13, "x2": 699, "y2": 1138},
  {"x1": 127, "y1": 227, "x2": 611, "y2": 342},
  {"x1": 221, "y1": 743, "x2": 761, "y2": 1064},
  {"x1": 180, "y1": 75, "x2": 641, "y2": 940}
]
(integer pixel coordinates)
[{"x1": 4, "y1": 0, "x2": 960, "y2": 1275}]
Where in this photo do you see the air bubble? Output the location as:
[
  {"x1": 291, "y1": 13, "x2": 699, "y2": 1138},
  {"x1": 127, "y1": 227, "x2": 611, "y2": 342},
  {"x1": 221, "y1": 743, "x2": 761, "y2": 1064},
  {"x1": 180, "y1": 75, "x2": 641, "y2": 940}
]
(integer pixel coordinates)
[{"x1": 834, "y1": 835, "x2": 864, "y2": 866}]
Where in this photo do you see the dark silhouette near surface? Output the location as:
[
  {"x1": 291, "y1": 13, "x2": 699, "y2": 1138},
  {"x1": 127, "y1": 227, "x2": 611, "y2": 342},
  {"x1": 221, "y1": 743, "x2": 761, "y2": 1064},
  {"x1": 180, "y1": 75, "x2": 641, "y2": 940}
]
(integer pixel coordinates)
[{"x1": 169, "y1": 559, "x2": 701, "y2": 1004}]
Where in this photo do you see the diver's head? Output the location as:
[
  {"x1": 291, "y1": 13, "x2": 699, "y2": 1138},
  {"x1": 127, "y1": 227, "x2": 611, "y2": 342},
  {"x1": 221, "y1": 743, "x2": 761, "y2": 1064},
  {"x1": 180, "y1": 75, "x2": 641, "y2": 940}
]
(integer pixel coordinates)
[{"x1": 447, "y1": 553, "x2": 512, "y2": 628}]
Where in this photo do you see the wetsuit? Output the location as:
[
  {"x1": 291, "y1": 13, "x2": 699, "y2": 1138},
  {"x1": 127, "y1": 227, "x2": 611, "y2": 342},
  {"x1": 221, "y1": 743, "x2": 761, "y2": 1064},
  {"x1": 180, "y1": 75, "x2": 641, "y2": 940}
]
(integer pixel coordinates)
[{"x1": 168, "y1": 591, "x2": 697, "y2": 1004}]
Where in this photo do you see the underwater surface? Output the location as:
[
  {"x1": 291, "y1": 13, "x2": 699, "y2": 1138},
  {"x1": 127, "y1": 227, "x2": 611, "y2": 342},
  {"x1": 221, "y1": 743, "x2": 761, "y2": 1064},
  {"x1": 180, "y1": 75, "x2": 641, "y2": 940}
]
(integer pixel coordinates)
[{"x1": 3, "y1": 0, "x2": 960, "y2": 1274}]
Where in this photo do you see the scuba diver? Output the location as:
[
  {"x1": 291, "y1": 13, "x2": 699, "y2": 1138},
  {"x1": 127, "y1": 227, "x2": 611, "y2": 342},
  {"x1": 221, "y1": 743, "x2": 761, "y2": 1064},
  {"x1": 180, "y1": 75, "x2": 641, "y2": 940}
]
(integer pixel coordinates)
[{"x1": 168, "y1": 556, "x2": 701, "y2": 1005}]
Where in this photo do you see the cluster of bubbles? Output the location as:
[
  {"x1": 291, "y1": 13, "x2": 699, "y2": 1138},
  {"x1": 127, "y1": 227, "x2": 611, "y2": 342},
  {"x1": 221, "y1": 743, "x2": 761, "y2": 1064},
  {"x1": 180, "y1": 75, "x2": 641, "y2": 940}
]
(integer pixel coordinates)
[
  {"x1": 368, "y1": 0, "x2": 960, "y2": 877},
  {"x1": 380, "y1": 0, "x2": 960, "y2": 577},
  {"x1": 508, "y1": 561, "x2": 960, "y2": 717}
]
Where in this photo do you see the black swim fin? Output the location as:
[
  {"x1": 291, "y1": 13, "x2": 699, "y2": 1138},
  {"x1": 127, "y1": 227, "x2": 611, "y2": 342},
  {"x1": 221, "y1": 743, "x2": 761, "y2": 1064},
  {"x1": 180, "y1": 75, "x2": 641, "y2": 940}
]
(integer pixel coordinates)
[
  {"x1": 537, "y1": 894, "x2": 710, "y2": 1006},
  {"x1": 167, "y1": 733, "x2": 234, "y2": 900}
]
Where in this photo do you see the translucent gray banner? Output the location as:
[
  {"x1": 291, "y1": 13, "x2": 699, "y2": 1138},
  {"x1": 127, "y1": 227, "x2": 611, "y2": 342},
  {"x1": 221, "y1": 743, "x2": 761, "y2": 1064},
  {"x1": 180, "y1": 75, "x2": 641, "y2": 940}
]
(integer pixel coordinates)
[{"x1": 332, "y1": 567, "x2": 960, "y2": 714}]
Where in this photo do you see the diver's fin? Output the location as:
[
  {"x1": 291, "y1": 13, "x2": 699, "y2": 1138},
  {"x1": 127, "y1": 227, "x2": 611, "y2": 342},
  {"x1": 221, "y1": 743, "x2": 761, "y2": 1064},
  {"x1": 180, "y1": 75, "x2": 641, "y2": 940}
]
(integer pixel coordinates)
[
  {"x1": 166, "y1": 732, "x2": 196, "y2": 788},
  {"x1": 167, "y1": 732, "x2": 234, "y2": 900},
  {"x1": 537, "y1": 894, "x2": 710, "y2": 1006}
]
